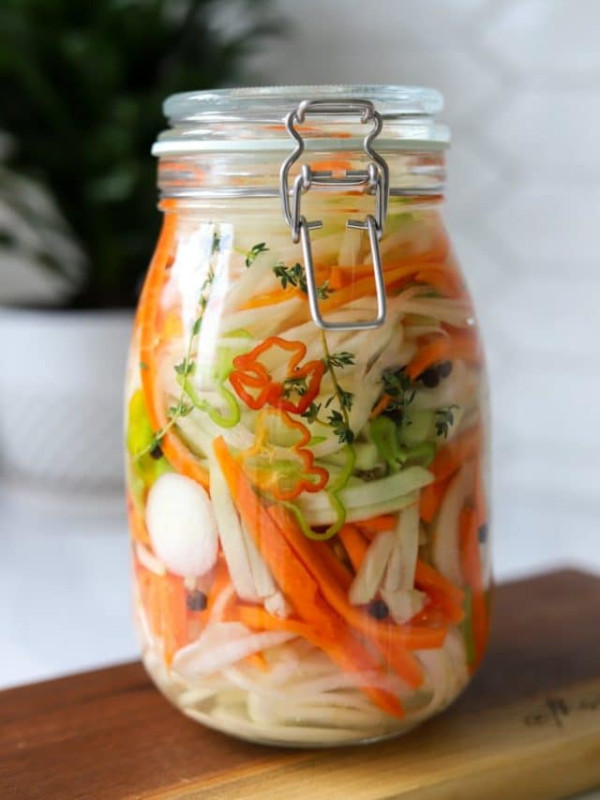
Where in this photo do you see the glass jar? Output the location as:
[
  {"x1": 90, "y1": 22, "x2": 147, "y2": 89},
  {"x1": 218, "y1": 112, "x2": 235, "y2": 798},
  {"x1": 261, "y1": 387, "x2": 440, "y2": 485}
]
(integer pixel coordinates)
[{"x1": 125, "y1": 85, "x2": 491, "y2": 747}]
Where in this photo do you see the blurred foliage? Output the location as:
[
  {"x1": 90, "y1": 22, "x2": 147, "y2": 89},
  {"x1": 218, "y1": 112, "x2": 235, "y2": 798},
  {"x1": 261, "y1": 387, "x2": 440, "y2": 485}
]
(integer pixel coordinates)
[{"x1": 0, "y1": 0, "x2": 282, "y2": 308}]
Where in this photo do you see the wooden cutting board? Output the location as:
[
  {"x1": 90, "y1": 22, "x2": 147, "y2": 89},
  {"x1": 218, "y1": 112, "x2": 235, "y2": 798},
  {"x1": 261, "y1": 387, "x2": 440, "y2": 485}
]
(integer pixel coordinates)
[{"x1": 1, "y1": 569, "x2": 600, "y2": 800}]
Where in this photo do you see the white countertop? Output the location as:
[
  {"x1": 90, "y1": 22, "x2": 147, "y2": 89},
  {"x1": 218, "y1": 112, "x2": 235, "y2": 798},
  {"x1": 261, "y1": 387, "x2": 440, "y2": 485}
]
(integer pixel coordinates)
[{"x1": 1, "y1": 477, "x2": 598, "y2": 692}]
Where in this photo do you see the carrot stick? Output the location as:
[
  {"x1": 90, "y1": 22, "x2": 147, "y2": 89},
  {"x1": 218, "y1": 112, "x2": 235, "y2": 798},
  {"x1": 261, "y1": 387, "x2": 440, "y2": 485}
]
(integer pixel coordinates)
[
  {"x1": 313, "y1": 541, "x2": 353, "y2": 592},
  {"x1": 370, "y1": 393, "x2": 392, "y2": 420},
  {"x1": 267, "y1": 505, "x2": 427, "y2": 686},
  {"x1": 240, "y1": 287, "x2": 304, "y2": 310},
  {"x1": 430, "y1": 425, "x2": 481, "y2": 482},
  {"x1": 459, "y1": 507, "x2": 489, "y2": 669},
  {"x1": 406, "y1": 333, "x2": 481, "y2": 381},
  {"x1": 238, "y1": 606, "x2": 405, "y2": 719},
  {"x1": 356, "y1": 515, "x2": 398, "y2": 535},
  {"x1": 419, "y1": 476, "x2": 451, "y2": 525},
  {"x1": 127, "y1": 493, "x2": 152, "y2": 546},
  {"x1": 213, "y1": 438, "x2": 405, "y2": 716},
  {"x1": 206, "y1": 556, "x2": 231, "y2": 614},
  {"x1": 339, "y1": 525, "x2": 369, "y2": 573},
  {"x1": 138, "y1": 213, "x2": 210, "y2": 489},
  {"x1": 136, "y1": 564, "x2": 189, "y2": 666},
  {"x1": 415, "y1": 559, "x2": 465, "y2": 611},
  {"x1": 244, "y1": 652, "x2": 269, "y2": 672}
]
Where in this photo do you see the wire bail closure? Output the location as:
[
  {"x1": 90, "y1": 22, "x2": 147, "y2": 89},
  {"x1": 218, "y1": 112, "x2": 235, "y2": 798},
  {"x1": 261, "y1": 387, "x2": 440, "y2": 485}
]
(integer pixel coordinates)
[{"x1": 279, "y1": 98, "x2": 390, "y2": 331}]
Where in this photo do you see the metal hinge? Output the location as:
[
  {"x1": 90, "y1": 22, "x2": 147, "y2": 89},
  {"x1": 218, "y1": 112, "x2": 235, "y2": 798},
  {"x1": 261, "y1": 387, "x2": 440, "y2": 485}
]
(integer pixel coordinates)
[{"x1": 279, "y1": 98, "x2": 390, "y2": 331}]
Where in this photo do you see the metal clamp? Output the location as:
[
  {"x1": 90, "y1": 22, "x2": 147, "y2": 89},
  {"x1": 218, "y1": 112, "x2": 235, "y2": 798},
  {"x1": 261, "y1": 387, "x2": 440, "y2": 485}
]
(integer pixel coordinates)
[{"x1": 279, "y1": 98, "x2": 390, "y2": 331}]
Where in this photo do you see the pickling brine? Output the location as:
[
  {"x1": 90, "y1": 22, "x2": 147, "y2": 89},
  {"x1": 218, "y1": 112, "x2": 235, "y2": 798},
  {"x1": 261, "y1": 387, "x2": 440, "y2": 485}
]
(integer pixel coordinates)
[{"x1": 125, "y1": 86, "x2": 491, "y2": 747}]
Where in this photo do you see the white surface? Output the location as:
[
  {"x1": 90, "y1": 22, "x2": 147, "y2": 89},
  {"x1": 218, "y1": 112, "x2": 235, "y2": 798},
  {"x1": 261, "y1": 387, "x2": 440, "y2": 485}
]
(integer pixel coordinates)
[{"x1": 0, "y1": 308, "x2": 133, "y2": 490}]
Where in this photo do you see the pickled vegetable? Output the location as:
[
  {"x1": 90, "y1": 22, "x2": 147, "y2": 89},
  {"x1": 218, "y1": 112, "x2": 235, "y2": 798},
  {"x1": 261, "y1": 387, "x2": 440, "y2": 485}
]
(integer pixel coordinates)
[{"x1": 125, "y1": 198, "x2": 491, "y2": 746}]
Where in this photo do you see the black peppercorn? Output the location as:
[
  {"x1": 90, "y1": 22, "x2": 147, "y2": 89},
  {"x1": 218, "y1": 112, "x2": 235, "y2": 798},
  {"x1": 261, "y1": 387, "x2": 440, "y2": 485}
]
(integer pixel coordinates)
[
  {"x1": 368, "y1": 599, "x2": 390, "y2": 620},
  {"x1": 186, "y1": 590, "x2": 207, "y2": 612},
  {"x1": 438, "y1": 360, "x2": 453, "y2": 379},
  {"x1": 420, "y1": 367, "x2": 440, "y2": 388},
  {"x1": 478, "y1": 523, "x2": 489, "y2": 544},
  {"x1": 149, "y1": 443, "x2": 163, "y2": 460}
]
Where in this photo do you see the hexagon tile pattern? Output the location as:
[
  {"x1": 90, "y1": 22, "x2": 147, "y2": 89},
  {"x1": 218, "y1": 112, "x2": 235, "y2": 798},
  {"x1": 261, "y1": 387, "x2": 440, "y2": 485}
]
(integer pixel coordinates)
[{"x1": 249, "y1": 0, "x2": 600, "y2": 571}]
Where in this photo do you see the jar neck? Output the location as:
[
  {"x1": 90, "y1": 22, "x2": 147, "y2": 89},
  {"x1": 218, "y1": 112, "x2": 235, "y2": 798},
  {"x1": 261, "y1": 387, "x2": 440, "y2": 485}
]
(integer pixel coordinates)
[{"x1": 156, "y1": 148, "x2": 446, "y2": 202}]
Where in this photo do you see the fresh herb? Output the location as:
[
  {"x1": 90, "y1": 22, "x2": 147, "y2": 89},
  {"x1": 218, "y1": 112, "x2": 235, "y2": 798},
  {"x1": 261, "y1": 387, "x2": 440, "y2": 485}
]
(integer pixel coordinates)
[
  {"x1": 136, "y1": 237, "x2": 219, "y2": 459},
  {"x1": 283, "y1": 375, "x2": 308, "y2": 398},
  {"x1": 325, "y1": 351, "x2": 356, "y2": 369},
  {"x1": 273, "y1": 262, "x2": 332, "y2": 299},
  {"x1": 245, "y1": 241, "x2": 268, "y2": 268},
  {"x1": 435, "y1": 405, "x2": 459, "y2": 438},
  {"x1": 379, "y1": 367, "x2": 416, "y2": 424},
  {"x1": 338, "y1": 388, "x2": 354, "y2": 411},
  {"x1": 327, "y1": 409, "x2": 355, "y2": 444},
  {"x1": 301, "y1": 402, "x2": 322, "y2": 424}
]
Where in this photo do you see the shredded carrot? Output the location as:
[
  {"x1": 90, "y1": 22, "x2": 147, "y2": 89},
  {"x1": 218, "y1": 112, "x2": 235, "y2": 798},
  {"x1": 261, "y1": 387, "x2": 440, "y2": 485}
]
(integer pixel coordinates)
[
  {"x1": 138, "y1": 212, "x2": 210, "y2": 490},
  {"x1": 240, "y1": 287, "x2": 304, "y2": 310},
  {"x1": 137, "y1": 564, "x2": 189, "y2": 666},
  {"x1": 459, "y1": 507, "x2": 489, "y2": 669},
  {"x1": 419, "y1": 477, "x2": 451, "y2": 525},
  {"x1": 243, "y1": 651, "x2": 269, "y2": 672},
  {"x1": 369, "y1": 393, "x2": 392, "y2": 420},
  {"x1": 313, "y1": 541, "x2": 353, "y2": 592},
  {"x1": 238, "y1": 606, "x2": 405, "y2": 719},
  {"x1": 415, "y1": 559, "x2": 465, "y2": 612},
  {"x1": 430, "y1": 425, "x2": 481, "y2": 482},
  {"x1": 267, "y1": 505, "x2": 427, "y2": 687},
  {"x1": 414, "y1": 267, "x2": 466, "y2": 299},
  {"x1": 126, "y1": 493, "x2": 152, "y2": 546},
  {"x1": 206, "y1": 556, "x2": 233, "y2": 615},
  {"x1": 406, "y1": 332, "x2": 481, "y2": 381},
  {"x1": 356, "y1": 514, "x2": 398, "y2": 535},
  {"x1": 213, "y1": 437, "x2": 405, "y2": 717},
  {"x1": 339, "y1": 525, "x2": 368, "y2": 573}
]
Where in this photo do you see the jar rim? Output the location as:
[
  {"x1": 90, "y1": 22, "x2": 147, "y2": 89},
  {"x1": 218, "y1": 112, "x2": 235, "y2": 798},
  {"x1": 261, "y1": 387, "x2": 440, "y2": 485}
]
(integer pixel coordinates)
[
  {"x1": 153, "y1": 84, "x2": 450, "y2": 156},
  {"x1": 163, "y1": 84, "x2": 444, "y2": 122}
]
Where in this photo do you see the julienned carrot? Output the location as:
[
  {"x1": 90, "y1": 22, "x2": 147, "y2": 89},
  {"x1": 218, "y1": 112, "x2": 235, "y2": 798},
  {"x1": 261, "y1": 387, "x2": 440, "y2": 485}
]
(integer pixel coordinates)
[
  {"x1": 415, "y1": 559, "x2": 465, "y2": 611},
  {"x1": 459, "y1": 507, "x2": 488, "y2": 669},
  {"x1": 313, "y1": 541, "x2": 353, "y2": 592},
  {"x1": 406, "y1": 332, "x2": 481, "y2": 381},
  {"x1": 137, "y1": 564, "x2": 189, "y2": 666},
  {"x1": 213, "y1": 437, "x2": 404, "y2": 717},
  {"x1": 240, "y1": 287, "x2": 304, "y2": 310},
  {"x1": 138, "y1": 212, "x2": 210, "y2": 490},
  {"x1": 430, "y1": 425, "x2": 481, "y2": 482},
  {"x1": 414, "y1": 267, "x2": 465, "y2": 299},
  {"x1": 267, "y1": 504, "x2": 427, "y2": 686},
  {"x1": 369, "y1": 393, "x2": 392, "y2": 420},
  {"x1": 319, "y1": 263, "x2": 422, "y2": 314},
  {"x1": 244, "y1": 651, "x2": 269, "y2": 672},
  {"x1": 237, "y1": 606, "x2": 405, "y2": 719},
  {"x1": 339, "y1": 525, "x2": 368, "y2": 573},
  {"x1": 356, "y1": 515, "x2": 398, "y2": 535},
  {"x1": 419, "y1": 476, "x2": 451, "y2": 525},
  {"x1": 127, "y1": 493, "x2": 152, "y2": 546}
]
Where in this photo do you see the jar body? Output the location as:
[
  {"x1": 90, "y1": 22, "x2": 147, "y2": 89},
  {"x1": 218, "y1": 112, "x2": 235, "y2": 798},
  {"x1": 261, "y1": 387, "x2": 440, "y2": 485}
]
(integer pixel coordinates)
[{"x1": 125, "y1": 192, "x2": 491, "y2": 746}]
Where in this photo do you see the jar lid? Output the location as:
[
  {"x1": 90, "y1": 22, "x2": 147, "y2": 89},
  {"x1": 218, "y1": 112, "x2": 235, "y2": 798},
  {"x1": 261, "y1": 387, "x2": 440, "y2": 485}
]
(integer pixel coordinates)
[{"x1": 152, "y1": 85, "x2": 450, "y2": 156}]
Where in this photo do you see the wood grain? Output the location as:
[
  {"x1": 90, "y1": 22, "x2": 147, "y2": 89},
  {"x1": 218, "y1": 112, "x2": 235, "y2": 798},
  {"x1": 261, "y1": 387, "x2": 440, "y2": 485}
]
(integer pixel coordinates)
[{"x1": 1, "y1": 569, "x2": 600, "y2": 800}]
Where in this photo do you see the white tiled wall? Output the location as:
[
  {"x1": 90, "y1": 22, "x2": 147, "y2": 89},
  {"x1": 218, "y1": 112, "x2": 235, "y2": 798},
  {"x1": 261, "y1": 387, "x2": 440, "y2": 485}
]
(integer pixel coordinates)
[{"x1": 249, "y1": 0, "x2": 600, "y2": 576}]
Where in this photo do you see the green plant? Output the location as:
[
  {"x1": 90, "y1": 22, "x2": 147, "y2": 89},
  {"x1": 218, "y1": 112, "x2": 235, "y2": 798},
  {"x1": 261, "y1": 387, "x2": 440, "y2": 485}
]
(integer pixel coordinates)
[{"x1": 0, "y1": 0, "x2": 282, "y2": 308}]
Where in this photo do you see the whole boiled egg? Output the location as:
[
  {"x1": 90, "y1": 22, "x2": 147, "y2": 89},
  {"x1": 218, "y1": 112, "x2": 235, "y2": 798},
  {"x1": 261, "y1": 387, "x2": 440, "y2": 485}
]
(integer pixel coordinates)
[{"x1": 146, "y1": 473, "x2": 218, "y2": 576}]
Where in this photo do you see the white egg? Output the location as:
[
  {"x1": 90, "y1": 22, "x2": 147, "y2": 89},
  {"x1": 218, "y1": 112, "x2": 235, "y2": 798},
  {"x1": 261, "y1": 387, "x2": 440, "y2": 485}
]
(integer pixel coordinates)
[{"x1": 146, "y1": 473, "x2": 218, "y2": 577}]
